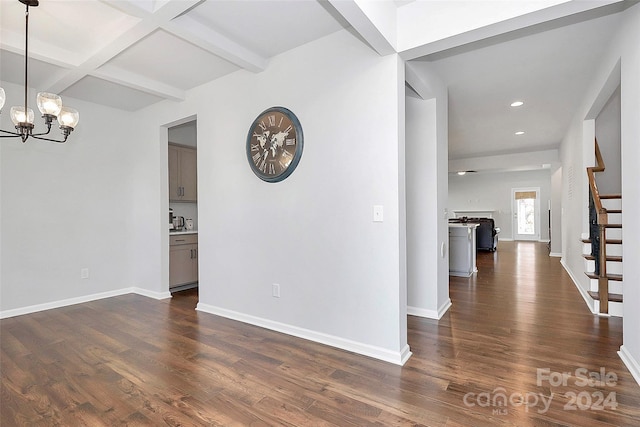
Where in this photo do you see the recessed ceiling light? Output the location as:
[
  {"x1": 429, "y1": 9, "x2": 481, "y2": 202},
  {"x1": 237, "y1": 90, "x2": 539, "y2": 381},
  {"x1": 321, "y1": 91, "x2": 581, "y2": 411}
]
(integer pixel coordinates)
[
  {"x1": 511, "y1": 101, "x2": 524, "y2": 107},
  {"x1": 515, "y1": 131, "x2": 525, "y2": 135},
  {"x1": 457, "y1": 171, "x2": 467, "y2": 176}
]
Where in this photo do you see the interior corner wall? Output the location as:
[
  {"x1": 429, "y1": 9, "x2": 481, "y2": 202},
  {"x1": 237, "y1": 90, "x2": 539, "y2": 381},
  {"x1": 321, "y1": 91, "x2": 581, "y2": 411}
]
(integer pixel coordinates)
[
  {"x1": 595, "y1": 86, "x2": 621, "y2": 194},
  {"x1": 134, "y1": 30, "x2": 408, "y2": 362},
  {"x1": 406, "y1": 96, "x2": 438, "y2": 317},
  {"x1": 0, "y1": 81, "x2": 139, "y2": 313},
  {"x1": 405, "y1": 75, "x2": 449, "y2": 319},
  {"x1": 558, "y1": 115, "x2": 592, "y2": 300},
  {"x1": 448, "y1": 169, "x2": 552, "y2": 241},
  {"x1": 550, "y1": 164, "x2": 563, "y2": 255}
]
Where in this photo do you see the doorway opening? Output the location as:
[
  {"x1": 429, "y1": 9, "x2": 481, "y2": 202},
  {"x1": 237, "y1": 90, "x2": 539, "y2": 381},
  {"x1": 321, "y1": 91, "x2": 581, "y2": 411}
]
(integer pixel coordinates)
[
  {"x1": 167, "y1": 120, "x2": 199, "y2": 297},
  {"x1": 512, "y1": 188, "x2": 540, "y2": 241}
]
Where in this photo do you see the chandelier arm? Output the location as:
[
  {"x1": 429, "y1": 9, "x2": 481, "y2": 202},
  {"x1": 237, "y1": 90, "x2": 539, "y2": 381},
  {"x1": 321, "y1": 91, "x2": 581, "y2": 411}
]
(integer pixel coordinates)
[
  {"x1": 0, "y1": 129, "x2": 22, "y2": 137},
  {"x1": 30, "y1": 134, "x2": 68, "y2": 143},
  {"x1": 31, "y1": 122, "x2": 53, "y2": 137}
]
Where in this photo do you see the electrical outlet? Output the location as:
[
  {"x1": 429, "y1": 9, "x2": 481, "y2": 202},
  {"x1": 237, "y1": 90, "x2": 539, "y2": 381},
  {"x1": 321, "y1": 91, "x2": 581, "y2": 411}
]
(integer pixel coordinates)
[
  {"x1": 272, "y1": 283, "x2": 280, "y2": 298},
  {"x1": 80, "y1": 268, "x2": 89, "y2": 279}
]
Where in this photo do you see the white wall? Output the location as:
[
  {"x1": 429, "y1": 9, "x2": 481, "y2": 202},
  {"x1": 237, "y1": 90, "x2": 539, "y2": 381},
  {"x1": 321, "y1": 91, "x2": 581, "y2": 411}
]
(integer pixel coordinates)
[
  {"x1": 0, "y1": 81, "x2": 142, "y2": 314},
  {"x1": 595, "y1": 86, "x2": 621, "y2": 194},
  {"x1": 617, "y1": 4, "x2": 640, "y2": 384},
  {"x1": 550, "y1": 164, "x2": 563, "y2": 255},
  {"x1": 559, "y1": 3, "x2": 640, "y2": 384},
  {"x1": 132, "y1": 30, "x2": 410, "y2": 364},
  {"x1": 405, "y1": 63, "x2": 450, "y2": 319},
  {"x1": 449, "y1": 169, "x2": 552, "y2": 241}
]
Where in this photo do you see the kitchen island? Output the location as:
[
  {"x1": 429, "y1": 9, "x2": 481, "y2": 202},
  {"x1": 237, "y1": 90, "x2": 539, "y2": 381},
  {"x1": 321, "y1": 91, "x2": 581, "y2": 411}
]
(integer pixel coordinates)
[{"x1": 448, "y1": 223, "x2": 478, "y2": 277}]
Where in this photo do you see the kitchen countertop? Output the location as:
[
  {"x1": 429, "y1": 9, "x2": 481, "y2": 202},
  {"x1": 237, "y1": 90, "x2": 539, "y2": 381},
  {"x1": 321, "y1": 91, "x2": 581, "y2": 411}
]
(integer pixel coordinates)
[{"x1": 169, "y1": 230, "x2": 198, "y2": 235}]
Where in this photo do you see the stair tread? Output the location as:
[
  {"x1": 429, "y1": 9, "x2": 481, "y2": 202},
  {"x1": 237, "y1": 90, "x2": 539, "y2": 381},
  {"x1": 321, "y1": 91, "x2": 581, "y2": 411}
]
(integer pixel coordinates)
[
  {"x1": 600, "y1": 194, "x2": 622, "y2": 199},
  {"x1": 605, "y1": 209, "x2": 622, "y2": 214},
  {"x1": 586, "y1": 272, "x2": 623, "y2": 281},
  {"x1": 604, "y1": 224, "x2": 622, "y2": 228},
  {"x1": 587, "y1": 291, "x2": 623, "y2": 303},
  {"x1": 581, "y1": 238, "x2": 622, "y2": 244},
  {"x1": 583, "y1": 255, "x2": 622, "y2": 262}
]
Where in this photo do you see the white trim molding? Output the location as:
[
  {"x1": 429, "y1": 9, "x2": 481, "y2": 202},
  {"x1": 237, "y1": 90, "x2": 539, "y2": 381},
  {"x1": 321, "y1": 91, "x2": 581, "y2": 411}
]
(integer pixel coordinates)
[
  {"x1": 132, "y1": 287, "x2": 172, "y2": 300},
  {"x1": 560, "y1": 258, "x2": 596, "y2": 314},
  {"x1": 618, "y1": 345, "x2": 640, "y2": 387},
  {"x1": 0, "y1": 287, "x2": 171, "y2": 319},
  {"x1": 196, "y1": 303, "x2": 412, "y2": 366},
  {"x1": 407, "y1": 298, "x2": 452, "y2": 320}
]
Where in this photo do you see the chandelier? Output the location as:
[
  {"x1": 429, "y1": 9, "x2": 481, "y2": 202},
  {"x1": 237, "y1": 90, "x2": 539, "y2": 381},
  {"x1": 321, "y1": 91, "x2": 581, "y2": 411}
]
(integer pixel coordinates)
[{"x1": 0, "y1": 0, "x2": 79, "y2": 143}]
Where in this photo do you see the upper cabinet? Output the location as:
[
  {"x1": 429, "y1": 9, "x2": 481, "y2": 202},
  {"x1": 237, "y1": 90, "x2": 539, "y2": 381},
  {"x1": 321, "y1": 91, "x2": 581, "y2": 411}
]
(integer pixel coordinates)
[{"x1": 169, "y1": 143, "x2": 197, "y2": 202}]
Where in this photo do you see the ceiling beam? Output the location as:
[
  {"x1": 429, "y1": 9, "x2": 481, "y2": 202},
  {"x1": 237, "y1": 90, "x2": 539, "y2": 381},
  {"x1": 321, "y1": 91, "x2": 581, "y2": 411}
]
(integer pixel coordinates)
[
  {"x1": 164, "y1": 15, "x2": 267, "y2": 73},
  {"x1": 327, "y1": 0, "x2": 396, "y2": 56},
  {"x1": 92, "y1": 65, "x2": 186, "y2": 101},
  {"x1": 404, "y1": 63, "x2": 429, "y2": 100}
]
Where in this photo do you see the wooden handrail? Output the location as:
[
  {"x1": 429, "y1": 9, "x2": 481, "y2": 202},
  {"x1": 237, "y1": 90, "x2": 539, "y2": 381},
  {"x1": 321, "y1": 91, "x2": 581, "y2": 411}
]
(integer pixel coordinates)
[
  {"x1": 586, "y1": 139, "x2": 610, "y2": 314},
  {"x1": 586, "y1": 140, "x2": 608, "y2": 225}
]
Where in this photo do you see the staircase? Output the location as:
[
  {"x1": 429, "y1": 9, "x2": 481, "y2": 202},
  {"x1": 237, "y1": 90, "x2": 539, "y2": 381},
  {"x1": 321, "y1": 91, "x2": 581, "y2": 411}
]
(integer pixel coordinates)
[{"x1": 583, "y1": 141, "x2": 623, "y2": 316}]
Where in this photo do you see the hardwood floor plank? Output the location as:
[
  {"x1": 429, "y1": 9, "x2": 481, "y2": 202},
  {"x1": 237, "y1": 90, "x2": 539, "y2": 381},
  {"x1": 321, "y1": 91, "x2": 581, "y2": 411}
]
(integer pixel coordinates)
[{"x1": 2, "y1": 241, "x2": 639, "y2": 426}]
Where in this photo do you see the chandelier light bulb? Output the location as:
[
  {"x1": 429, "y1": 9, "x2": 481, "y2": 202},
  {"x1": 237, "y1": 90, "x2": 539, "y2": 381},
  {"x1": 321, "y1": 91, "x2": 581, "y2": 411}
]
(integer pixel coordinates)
[
  {"x1": 10, "y1": 106, "x2": 35, "y2": 126},
  {"x1": 58, "y1": 107, "x2": 79, "y2": 129},
  {"x1": 37, "y1": 92, "x2": 63, "y2": 117}
]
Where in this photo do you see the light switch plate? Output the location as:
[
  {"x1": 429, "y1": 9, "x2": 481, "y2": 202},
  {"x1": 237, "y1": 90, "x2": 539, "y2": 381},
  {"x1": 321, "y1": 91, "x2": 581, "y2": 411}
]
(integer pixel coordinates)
[{"x1": 373, "y1": 205, "x2": 384, "y2": 222}]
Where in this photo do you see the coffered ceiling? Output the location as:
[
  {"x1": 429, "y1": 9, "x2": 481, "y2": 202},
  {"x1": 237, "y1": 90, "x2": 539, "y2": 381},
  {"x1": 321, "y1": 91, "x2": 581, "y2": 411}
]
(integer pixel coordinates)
[
  {"x1": 0, "y1": 0, "x2": 347, "y2": 111},
  {"x1": 0, "y1": 0, "x2": 630, "y2": 162}
]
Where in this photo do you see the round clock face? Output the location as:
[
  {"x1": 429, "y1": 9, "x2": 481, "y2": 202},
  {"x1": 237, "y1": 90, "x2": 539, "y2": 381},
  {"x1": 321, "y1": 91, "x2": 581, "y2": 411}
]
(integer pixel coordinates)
[{"x1": 246, "y1": 106, "x2": 303, "y2": 182}]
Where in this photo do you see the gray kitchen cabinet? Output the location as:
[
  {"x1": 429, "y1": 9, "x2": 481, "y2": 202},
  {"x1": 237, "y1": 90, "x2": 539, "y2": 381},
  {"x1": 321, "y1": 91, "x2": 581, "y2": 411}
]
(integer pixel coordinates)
[
  {"x1": 169, "y1": 144, "x2": 197, "y2": 202},
  {"x1": 169, "y1": 234, "x2": 198, "y2": 289}
]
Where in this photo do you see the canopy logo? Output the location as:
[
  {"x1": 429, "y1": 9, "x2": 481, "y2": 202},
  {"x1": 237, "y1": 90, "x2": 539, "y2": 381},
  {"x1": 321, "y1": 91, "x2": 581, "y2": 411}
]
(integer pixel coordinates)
[{"x1": 462, "y1": 367, "x2": 618, "y2": 415}]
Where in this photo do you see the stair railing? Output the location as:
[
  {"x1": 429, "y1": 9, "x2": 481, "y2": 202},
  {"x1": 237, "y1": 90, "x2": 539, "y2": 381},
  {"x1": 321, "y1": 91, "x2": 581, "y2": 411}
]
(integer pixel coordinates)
[{"x1": 586, "y1": 139, "x2": 609, "y2": 314}]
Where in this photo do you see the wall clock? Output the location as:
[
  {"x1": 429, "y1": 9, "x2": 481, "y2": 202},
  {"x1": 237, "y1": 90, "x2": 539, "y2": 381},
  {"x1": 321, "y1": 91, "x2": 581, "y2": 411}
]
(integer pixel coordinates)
[{"x1": 246, "y1": 106, "x2": 303, "y2": 182}]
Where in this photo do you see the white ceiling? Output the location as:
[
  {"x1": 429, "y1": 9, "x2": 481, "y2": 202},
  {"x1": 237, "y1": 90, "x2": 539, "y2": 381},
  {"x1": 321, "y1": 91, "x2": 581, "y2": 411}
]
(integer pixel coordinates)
[
  {"x1": 421, "y1": 8, "x2": 624, "y2": 160},
  {"x1": 0, "y1": 0, "x2": 629, "y2": 162}
]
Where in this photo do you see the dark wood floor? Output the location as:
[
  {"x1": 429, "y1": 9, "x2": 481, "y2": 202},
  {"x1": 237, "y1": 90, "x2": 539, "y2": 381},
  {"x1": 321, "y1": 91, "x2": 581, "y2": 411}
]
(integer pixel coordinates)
[{"x1": 2, "y1": 242, "x2": 639, "y2": 426}]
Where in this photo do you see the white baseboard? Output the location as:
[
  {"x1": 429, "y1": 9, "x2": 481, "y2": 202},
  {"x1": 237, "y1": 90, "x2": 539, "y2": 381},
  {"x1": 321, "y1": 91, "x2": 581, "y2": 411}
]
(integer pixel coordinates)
[
  {"x1": 132, "y1": 287, "x2": 172, "y2": 300},
  {"x1": 0, "y1": 287, "x2": 171, "y2": 319},
  {"x1": 196, "y1": 303, "x2": 412, "y2": 366},
  {"x1": 538, "y1": 239, "x2": 551, "y2": 243},
  {"x1": 618, "y1": 345, "x2": 640, "y2": 387},
  {"x1": 560, "y1": 258, "x2": 596, "y2": 314},
  {"x1": 549, "y1": 252, "x2": 562, "y2": 257},
  {"x1": 408, "y1": 298, "x2": 452, "y2": 320}
]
